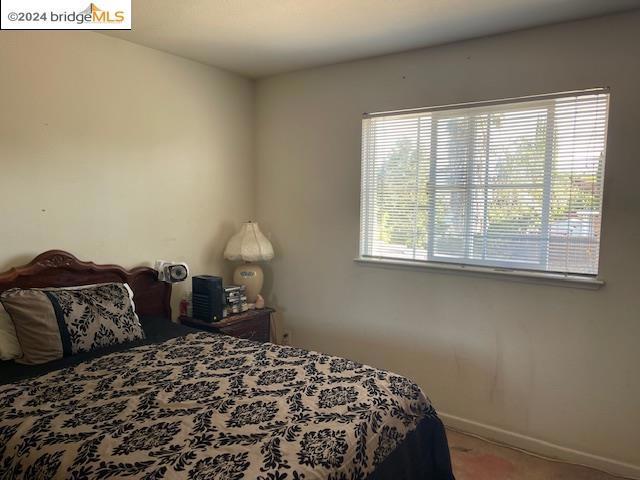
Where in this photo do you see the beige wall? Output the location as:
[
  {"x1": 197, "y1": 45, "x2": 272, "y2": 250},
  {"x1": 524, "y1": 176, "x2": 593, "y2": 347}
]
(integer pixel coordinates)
[
  {"x1": 255, "y1": 11, "x2": 640, "y2": 475},
  {"x1": 0, "y1": 31, "x2": 254, "y2": 313}
]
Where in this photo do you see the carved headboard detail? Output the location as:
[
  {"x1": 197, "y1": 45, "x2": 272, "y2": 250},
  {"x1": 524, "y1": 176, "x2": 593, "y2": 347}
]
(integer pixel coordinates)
[{"x1": 0, "y1": 250, "x2": 171, "y2": 319}]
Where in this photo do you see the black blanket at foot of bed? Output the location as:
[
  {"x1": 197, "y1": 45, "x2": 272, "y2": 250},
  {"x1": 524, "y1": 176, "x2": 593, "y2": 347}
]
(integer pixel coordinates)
[{"x1": 368, "y1": 413, "x2": 455, "y2": 480}]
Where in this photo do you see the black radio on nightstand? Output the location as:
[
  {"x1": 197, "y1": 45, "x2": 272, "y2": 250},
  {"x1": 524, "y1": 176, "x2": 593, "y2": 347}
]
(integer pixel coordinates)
[{"x1": 192, "y1": 275, "x2": 224, "y2": 323}]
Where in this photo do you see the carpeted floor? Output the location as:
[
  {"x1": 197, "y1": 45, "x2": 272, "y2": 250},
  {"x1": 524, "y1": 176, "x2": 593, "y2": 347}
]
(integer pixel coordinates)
[{"x1": 447, "y1": 429, "x2": 621, "y2": 480}]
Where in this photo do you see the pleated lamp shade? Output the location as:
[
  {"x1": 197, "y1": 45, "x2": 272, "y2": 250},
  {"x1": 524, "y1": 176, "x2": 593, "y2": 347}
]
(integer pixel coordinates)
[{"x1": 224, "y1": 222, "x2": 274, "y2": 262}]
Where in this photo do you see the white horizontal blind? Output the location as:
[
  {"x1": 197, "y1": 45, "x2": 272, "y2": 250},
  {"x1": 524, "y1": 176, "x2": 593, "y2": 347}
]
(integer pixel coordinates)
[{"x1": 360, "y1": 90, "x2": 609, "y2": 276}]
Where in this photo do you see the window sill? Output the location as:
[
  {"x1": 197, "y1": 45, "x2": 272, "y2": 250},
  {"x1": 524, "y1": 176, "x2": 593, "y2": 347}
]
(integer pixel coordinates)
[{"x1": 354, "y1": 257, "x2": 604, "y2": 289}]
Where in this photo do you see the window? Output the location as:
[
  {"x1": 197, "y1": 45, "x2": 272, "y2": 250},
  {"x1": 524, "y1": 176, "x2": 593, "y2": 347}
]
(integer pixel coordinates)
[{"x1": 359, "y1": 89, "x2": 609, "y2": 278}]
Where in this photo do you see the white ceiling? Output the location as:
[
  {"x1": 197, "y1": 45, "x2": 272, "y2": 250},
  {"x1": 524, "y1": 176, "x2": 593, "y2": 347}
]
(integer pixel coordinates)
[{"x1": 104, "y1": 0, "x2": 640, "y2": 78}]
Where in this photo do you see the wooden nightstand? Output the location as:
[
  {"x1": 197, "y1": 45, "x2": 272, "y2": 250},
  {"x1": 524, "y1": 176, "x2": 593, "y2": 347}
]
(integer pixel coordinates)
[{"x1": 179, "y1": 307, "x2": 273, "y2": 343}]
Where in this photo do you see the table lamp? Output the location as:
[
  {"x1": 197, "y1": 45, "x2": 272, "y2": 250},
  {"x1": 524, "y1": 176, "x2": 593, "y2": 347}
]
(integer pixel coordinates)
[{"x1": 223, "y1": 221, "x2": 274, "y2": 304}]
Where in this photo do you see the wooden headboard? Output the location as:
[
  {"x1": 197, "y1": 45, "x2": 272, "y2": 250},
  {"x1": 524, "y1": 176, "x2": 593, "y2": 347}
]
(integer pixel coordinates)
[{"x1": 0, "y1": 250, "x2": 172, "y2": 319}]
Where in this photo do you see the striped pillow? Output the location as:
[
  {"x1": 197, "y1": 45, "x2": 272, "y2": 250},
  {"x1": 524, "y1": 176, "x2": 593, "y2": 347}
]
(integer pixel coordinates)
[{"x1": 0, "y1": 283, "x2": 144, "y2": 365}]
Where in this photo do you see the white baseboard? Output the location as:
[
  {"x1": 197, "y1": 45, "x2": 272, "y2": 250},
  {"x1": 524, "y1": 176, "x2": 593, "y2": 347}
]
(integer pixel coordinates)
[{"x1": 439, "y1": 412, "x2": 640, "y2": 480}]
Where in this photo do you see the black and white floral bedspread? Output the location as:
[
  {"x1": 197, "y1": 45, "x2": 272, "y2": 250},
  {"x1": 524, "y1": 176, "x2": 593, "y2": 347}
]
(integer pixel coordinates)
[{"x1": 0, "y1": 332, "x2": 436, "y2": 479}]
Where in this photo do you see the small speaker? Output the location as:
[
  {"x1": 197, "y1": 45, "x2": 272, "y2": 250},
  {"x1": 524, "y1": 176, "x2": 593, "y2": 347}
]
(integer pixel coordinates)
[
  {"x1": 192, "y1": 275, "x2": 224, "y2": 323},
  {"x1": 155, "y1": 261, "x2": 189, "y2": 283}
]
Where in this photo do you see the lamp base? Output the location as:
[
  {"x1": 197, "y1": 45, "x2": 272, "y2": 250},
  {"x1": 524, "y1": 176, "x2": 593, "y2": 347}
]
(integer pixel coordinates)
[{"x1": 233, "y1": 263, "x2": 263, "y2": 303}]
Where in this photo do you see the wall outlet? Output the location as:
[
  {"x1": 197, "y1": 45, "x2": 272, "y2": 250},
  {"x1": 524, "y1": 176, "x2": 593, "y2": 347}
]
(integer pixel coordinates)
[{"x1": 281, "y1": 331, "x2": 291, "y2": 346}]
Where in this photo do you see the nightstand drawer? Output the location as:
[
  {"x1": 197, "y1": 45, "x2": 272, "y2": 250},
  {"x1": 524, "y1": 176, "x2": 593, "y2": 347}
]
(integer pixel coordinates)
[
  {"x1": 219, "y1": 316, "x2": 270, "y2": 343},
  {"x1": 180, "y1": 308, "x2": 273, "y2": 344}
]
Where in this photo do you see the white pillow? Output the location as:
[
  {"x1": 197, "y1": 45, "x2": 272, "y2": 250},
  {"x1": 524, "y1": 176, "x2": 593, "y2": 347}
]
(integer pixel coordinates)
[{"x1": 0, "y1": 304, "x2": 23, "y2": 361}]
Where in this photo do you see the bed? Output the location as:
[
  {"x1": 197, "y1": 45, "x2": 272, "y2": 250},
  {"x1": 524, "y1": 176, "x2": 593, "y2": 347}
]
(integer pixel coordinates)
[{"x1": 0, "y1": 250, "x2": 454, "y2": 479}]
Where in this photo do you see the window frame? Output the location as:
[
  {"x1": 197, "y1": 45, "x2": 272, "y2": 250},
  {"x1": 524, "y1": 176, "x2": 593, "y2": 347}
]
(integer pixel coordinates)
[{"x1": 357, "y1": 88, "x2": 609, "y2": 288}]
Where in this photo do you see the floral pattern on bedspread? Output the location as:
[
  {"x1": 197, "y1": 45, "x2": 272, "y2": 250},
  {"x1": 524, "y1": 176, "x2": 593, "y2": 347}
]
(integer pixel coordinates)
[{"x1": 0, "y1": 332, "x2": 436, "y2": 479}]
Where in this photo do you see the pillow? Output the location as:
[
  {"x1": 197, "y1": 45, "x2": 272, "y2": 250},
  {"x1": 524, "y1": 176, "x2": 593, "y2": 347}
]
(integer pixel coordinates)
[
  {"x1": 0, "y1": 304, "x2": 22, "y2": 361},
  {"x1": 0, "y1": 283, "x2": 144, "y2": 365}
]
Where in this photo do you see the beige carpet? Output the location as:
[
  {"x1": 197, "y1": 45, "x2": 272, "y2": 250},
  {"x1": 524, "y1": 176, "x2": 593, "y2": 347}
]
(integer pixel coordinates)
[{"x1": 447, "y1": 429, "x2": 622, "y2": 480}]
